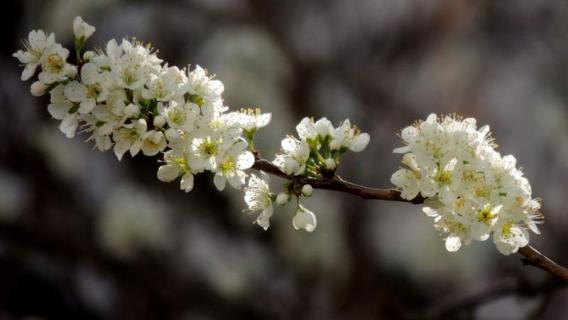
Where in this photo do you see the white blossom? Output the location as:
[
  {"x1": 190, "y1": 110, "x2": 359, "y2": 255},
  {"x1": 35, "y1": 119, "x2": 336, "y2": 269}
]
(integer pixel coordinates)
[
  {"x1": 275, "y1": 117, "x2": 369, "y2": 177},
  {"x1": 276, "y1": 192, "x2": 290, "y2": 206},
  {"x1": 244, "y1": 173, "x2": 273, "y2": 230},
  {"x1": 329, "y1": 119, "x2": 370, "y2": 152},
  {"x1": 73, "y1": 16, "x2": 96, "y2": 41},
  {"x1": 292, "y1": 205, "x2": 317, "y2": 232},
  {"x1": 13, "y1": 30, "x2": 55, "y2": 81},
  {"x1": 47, "y1": 84, "x2": 78, "y2": 138},
  {"x1": 38, "y1": 43, "x2": 75, "y2": 84},
  {"x1": 213, "y1": 140, "x2": 255, "y2": 191},
  {"x1": 141, "y1": 130, "x2": 167, "y2": 156},
  {"x1": 226, "y1": 108, "x2": 272, "y2": 132},
  {"x1": 301, "y1": 184, "x2": 313, "y2": 197},
  {"x1": 157, "y1": 150, "x2": 194, "y2": 192},
  {"x1": 113, "y1": 119, "x2": 147, "y2": 160},
  {"x1": 392, "y1": 114, "x2": 543, "y2": 254},
  {"x1": 273, "y1": 136, "x2": 310, "y2": 175}
]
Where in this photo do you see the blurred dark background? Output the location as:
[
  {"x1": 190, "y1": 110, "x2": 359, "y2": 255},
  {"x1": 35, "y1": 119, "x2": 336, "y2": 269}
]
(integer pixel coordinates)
[{"x1": 1, "y1": 0, "x2": 568, "y2": 319}]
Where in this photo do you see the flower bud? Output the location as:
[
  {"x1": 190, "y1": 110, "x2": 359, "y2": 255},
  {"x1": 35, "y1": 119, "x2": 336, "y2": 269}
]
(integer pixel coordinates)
[
  {"x1": 66, "y1": 65, "x2": 78, "y2": 78},
  {"x1": 30, "y1": 81, "x2": 48, "y2": 96},
  {"x1": 153, "y1": 115, "x2": 166, "y2": 128},
  {"x1": 165, "y1": 128, "x2": 181, "y2": 142},
  {"x1": 83, "y1": 50, "x2": 95, "y2": 61},
  {"x1": 141, "y1": 130, "x2": 166, "y2": 156},
  {"x1": 73, "y1": 16, "x2": 96, "y2": 41},
  {"x1": 325, "y1": 158, "x2": 336, "y2": 170},
  {"x1": 124, "y1": 104, "x2": 140, "y2": 117},
  {"x1": 276, "y1": 192, "x2": 290, "y2": 206},
  {"x1": 292, "y1": 205, "x2": 317, "y2": 232},
  {"x1": 301, "y1": 184, "x2": 313, "y2": 197}
]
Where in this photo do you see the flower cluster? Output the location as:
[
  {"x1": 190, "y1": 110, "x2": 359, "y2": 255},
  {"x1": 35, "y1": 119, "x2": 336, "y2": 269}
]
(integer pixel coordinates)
[
  {"x1": 13, "y1": 16, "x2": 269, "y2": 196},
  {"x1": 14, "y1": 16, "x2": 373, "y2": 233},
  {"x1": 246, "y1": 117, "x2": 369, "y2": 231},
  {"x1": 274, "y1": 117, "x2": 370, "y2": 176},
  {"x1": 243, "y1": 172, "x2": 317, "y2": 232},
  {"x1": 391, "y1": 114, "x2": 542, "y2": 255},
  {"x1": 15, "y1": 18, "x2": 545, "y2": 256}
]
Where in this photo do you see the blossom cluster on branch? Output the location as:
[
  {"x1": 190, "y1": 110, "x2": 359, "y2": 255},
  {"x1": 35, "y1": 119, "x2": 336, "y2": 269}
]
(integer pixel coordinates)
[
  {"x1": 14, "y1": 17, "x2": 544, "y2": 257},
  {"x1": 391, "y1": 114, "x2": 543, "y2": 255}
]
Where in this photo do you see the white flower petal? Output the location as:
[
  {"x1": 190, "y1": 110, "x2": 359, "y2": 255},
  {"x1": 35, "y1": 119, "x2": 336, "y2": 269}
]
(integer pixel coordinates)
[
  {"x1": 213, "y1": 174, "x2": 226, "y2": 191},
  {"x1": 157, "y1": 165, "x2": 179, "y2": 182},
  {"x1": 180, "y1": 173, "x2": 194, "y2": 192},
  {"x1": 293, "y1": 205, "x2": 317, "y2": 232},
  {"x1": 445, "y1": 235, "x2": 462, "y2": 252}
]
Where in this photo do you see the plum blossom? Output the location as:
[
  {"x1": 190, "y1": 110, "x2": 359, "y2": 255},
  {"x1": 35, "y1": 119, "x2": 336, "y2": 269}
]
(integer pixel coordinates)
[{"x1": 391, "y1": 114, "x2": 542, "y2": 255}]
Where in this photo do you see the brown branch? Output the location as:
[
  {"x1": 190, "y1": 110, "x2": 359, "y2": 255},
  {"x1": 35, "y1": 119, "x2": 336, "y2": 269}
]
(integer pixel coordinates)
[
  {"x1": 519, "y1": 246, "x2": 568, "y2": 281},
  {"x1": 252, "y1": 157, "x2": 568, "y2": 281}
]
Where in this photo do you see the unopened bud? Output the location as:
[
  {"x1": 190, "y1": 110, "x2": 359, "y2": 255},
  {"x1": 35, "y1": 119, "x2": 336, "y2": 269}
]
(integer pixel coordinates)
[
  {"x1": 30, "y1": 81, "x2": 48, "y2": 96},
  {"x1": 124, "y1": 103, "x2": 140, "y2": 117},
  {"x1": 83, "y1": 50, "x2": 95, "y2": 61},
  {"x1": 276, "y1": 192, "x2": 290, "y2": 206},
  {"x1": 325, "y1": 158, "x2": 336, "y2": 170},
  {"x1": 153, "y1": 115, "x2": 166, "y2": 128},
  {"x1": 301, "y1": 184, "x2": 313, "y2": 197},
  {"x1": 165, "y1": 128, "x2": 181, "y2": 142}
]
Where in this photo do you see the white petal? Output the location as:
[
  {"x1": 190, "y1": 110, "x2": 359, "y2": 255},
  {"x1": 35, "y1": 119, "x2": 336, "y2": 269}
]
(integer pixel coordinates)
[
  {"x1": 422, "y1": 207, "x2": 439, "y2": 218},
  {"x1": 349, "y1": 133, "x2": 370, "y2": 152},
  {"x1": 213, "y1": 174, "x2": 226, "y2": 191},
  {"x1": 81, "y1": 63, "x2": 98, "y2": 84},
  {"x1": 64, "y1": 81, "x2": 87, "y2": 102},
  {"x1": 79, "y1": 99, "x2": 96, "y2": 114},
  {"x1": 157, "y1": 165, "x2": 179, "y2": 182},
  {"x1": 129, "y1": 141, "x2": 141, "y2": 157},
  {"x1": 180, "y1": 173, "x2": 194, "y2": 192},
  {"x1": 257, "y1": 113, "x2": 272, "y2": 128},
  {"x1": 237, "y1": 151, "x2": 255, "y2": 170},
  {"x1": 113, "y1": 142, "x2": 129, "y2": 161},
  {"x1": 255, "y1": 205, "x2": 273, "y2": 231},
  {"x1": 293, "y1": 205, "x2": 317, "y2": 232},
  {"x1": 393, "y1": 146, "x2": 411, "y2": 154},
  {"x1": 21, "y1": 63, "x2": 38, "y2": 81},
  {"x1": 281, "y1": 137, "x2": 299, "y2": 154},
  {"x1": 471, "y1": 223, "x2": 490, "y2": 241},
  {"x1": 47, "y1": 103, "x2": 69, "y2": 120},
  {"x1": 60, "y1": 115, "x2": 78, "y2": 138},
  {"x1": 400, "y1": 126, "x2": 418, "y2": 143},
  {"x1": 445, "y1": 235, "x2": 462, "y2": 252}
]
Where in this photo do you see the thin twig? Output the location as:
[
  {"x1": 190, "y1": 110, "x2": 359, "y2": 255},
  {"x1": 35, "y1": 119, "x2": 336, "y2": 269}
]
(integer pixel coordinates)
[{"x1": 252, "y1": 157, "x2": 568, "y2": 281}]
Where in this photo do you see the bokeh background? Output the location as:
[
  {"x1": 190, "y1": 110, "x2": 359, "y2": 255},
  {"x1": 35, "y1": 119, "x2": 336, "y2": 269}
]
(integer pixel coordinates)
[{"x1": 1, "y1": 0, "x2": 568, "y2": 319}]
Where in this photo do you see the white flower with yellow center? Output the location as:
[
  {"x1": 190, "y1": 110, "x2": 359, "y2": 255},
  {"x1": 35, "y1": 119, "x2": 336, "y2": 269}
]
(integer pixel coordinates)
[
  {"x1": 190, "y1": 136, "x2": 222, "y2": 171},
  {"x1": 213, "y1": 141, "x2": 255, "y2": 191},
  {"x1": 13, "y1": 30, "x2": 55, "y2": 81},
  {"x1": 329, "y1": 119, "x2": 370, "y2": 152},
  {"x1": 142, "y1": 66, "x2": 188, "y2": 102},
  {"x1": 157, "y1": 150, "x2": 195, "y2": 192},
  {"x1": 244, "y1": 172, "x2": 273, "y2": 230},
  {"x1": 493, "y1": 221, "x2": 529, "y2": 255},
  {"x1": 141, "y1": 130, "x2": 167, "y2": 156},
  {"x1": 393, "y1": 114, "x2": 542, "y2": 254},
  {"x1": 113, "y1": 119, "x2": 147, "y2": 160},
  {"x1": 273, "y1": 136, "x2": 310, "y2": 175},
  {"x1": 63, "y1": 63, "x2": 111, "y2": 114},
  {"x1": 226, "y1": 108, "x2": 272, "y2": 132},
  {"x1": 38, "y1": 44, "x2": 75, "y2": 84},
  {"x1": 163, "y1": 100, "x2": 199, "y2": 132},
  {"x1": 46, "y1": 84, "x2": 78, "y2": 138}
]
